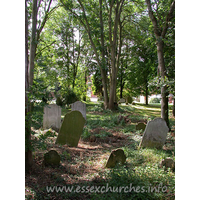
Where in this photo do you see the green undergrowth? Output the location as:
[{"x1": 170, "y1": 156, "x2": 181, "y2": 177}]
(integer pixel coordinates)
[{"x1": 27, "y1": 102, "x2": 175, "y2": 200}]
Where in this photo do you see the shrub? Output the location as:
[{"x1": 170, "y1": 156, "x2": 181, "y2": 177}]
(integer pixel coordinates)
[
  {"x1": 56, "y1": 96, "x2": 63, "y2": 106},
  {"x1": 57, "y1": 88, "x2": 79, "y2": 106},
  {"x1": 149, "y1": 98, "x2": 161, "y2": 103}
]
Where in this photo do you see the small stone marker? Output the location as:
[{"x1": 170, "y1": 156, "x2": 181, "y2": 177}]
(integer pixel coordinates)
[
  {"x1": 136, "y1": 122, "x2": 146, "y2": 131},
  {"x1": 139, "y1": 118, "x2": 169, "y2": 149},
  {"x1": 106, "y1": 149, "x2": 126, "y2": 168},
  {"x1": 56, "y1": 111, "x2": 85, "y2": 147},
  {"x1": 118, "y1": 98, "x2": 126, "y2": 104},
  {"x1": 71, "y1": 101, "x2": 86, "y2": 120},
  {"x1": 160, "y1": 158, "x2": 175, "y2": 171},
  {"x1": 43, "y1": 104, "x2": 61, "y2": 130},
  {"x1": 43, "y1": 150, "x2": 61, "y2": 167}
]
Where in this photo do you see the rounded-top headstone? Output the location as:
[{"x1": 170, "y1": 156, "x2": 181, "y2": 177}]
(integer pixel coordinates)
[
  {"x1": 44, "y1": 150, "x2": 61, "y2": 167},
  {"x1": 56, "y1": 111, "x2": 85, "y2": 147},
  {"x1": 106, "y1": 148, "x2": 126, "y2": 168}
]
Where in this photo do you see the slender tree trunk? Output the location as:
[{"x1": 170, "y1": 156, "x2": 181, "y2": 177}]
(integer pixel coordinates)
[
  {"x1": 108, "y1": 0, "x2": 124, "y2": 110},
  {"x1": 25, "y1": 0, "x2": 33, "y2": 171},
  {"x1": 172, "y1": 98, "x2": 175, "y2": 117},
  {"x1": 145, "y1": 81, "x2": 148, "y2": 105},
  {"x1": 109, "y1": 61, "x2": 117, "y2": 109},
  {"x1": 28, "y1": 0, "x2": 38, "y2": 87},
  {"x1": 99, "y1": 0, "x2": 109, "y2": 108},
  {"x1": 120, "y1": 79, "x2": 124, "y2": 99},
  {"x1": 157, "y1": 40, "x2": 169, "y2": 127},
  {"x1": 145, "y1": 0, "x2": 175, "y2": 129}
]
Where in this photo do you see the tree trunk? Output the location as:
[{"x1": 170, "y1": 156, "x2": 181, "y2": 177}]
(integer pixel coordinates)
[
  {"x1": 109, "y1": 62, "x2": 117, "y2": 110},
  {"x1": 161, "y1": 86, "x2": 169, "y2": 127},
  {"x1": 108, "y1": 0, "x2": 124, "y2": 110},
  {"x1": 99, "y1": 0, "x2": 109, "y2": 108},
  {"x1": 157, "y1": 40, "x2": 169, "y2": 128},
  {"x1": 25, "y1": 0, "x2": 33, "y2": 171},
  {"x1": 145, "y1": 0, "x2": 175, "y2": 129},
  {"x1": 120, "y1": 79, "x2": 124, "y2": 99},
  {"x1": 28, "y1": 0, "x2": 38, "y2": 87},
  {"x1": 172, "y1": 98, "x2": 175, "y2": 117},
  {"x1": 145, "y1": 82, "x2": 148, "y2": 105}
]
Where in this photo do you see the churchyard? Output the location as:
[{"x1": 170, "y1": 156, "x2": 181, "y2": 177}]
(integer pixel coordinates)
[{"x1": 25, "y1": 101, "x2": 175, "y2": 200}]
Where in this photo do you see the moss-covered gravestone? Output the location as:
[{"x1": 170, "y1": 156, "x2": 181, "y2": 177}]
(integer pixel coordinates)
[
  {"x1": 56, "y1": 111, "x2": 85, "y2": 147},
  {"x1": 139, "y1": 118, "x2": 169, "y2": 149},
  {"x1": 44, "y1": 150, "x2": 61, "y2": 167},
  {"x1": 106, "y1": 149, "x2": 126, "y2": 168}
]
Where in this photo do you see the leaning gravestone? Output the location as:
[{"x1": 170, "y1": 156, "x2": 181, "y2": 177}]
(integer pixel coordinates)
[
  {"x1": 139, "y1": 118, "x2": 169, "y2": 149},
  {"x1": 71, "y1": 101, "x2": 86, "y2": 120},
  {"x1": 136, "y1": 122, "x2": 146, "y2": 131},
  {"x1": 106, "y1": 149, "x2": 126, "y2": 168},
  {"x1": 56, "y1": 111, "x2": 85, "y2": 147},
  {"x1": 43, "y1": 104, "x2": 61, "y2": 131}
]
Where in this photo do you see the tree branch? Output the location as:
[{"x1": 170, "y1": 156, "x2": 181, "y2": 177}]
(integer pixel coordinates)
[
  {"x1": 35, "y1": 40, "x2": 56, "y2": 57},
  {"x1": 161, "y1": 0, "x2": 175, "y2": 38},
  {"x1": 36, "y1": 2, "x2": 59, "y2": 42},
  {"x1": 145, "y1": 0, "x2": 161, "y2": 37}
]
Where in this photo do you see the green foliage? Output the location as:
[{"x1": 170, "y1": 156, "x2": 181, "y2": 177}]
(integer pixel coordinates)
[
  {"x1": 149, "y1": 98, "x2": 161, "y2": 104},
  {"x1": 56, "y1": 96, "x2": 63, "y2": 106},
  {"x1": 58, "y1": 87, "x2": 79, "y2": 106},
  {"x1": 92, "y1": 68, "x2": 103, "y2": 97},
  {"x1": 82, "y1": 127, "x2": 91, "y2": 139}
]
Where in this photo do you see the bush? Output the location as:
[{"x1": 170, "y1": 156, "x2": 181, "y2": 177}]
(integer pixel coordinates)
[
  {"x1": 56, "y1": 96, "x2": 63, "y2": 106},
  {"x1": 58, "y1": 88, "x2": 79, "y2": 106},
  {"x1": 149, "y1": 98, "x2": 161, "y2": 103},
  {"x1": 126, "y1": 96, "x2": 132, "y2": 104}
]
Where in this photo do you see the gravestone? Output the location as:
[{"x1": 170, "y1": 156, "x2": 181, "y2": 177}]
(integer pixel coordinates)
[
  {"x1": 136, "y1": 122, "x2": 146, "y2": 131},
  {"x1": 56, "y1": 111, "x2": 85, "y2": 147},
  {"x1": 139, "y1": 118, "x2": 169, "y2": 149},
  {"x1": 71, "y1": 101, "x2": 86, "y2": 120},
  {"x1": 43, "y1": 104, "x2": 61, "y2": 130},
  {"x1": 106, "y1": 149, "x2": 126, "y2": 168},
  {"x1": 118, "y1": 98, "x2": 126, "y2": 104},
  {"x1": 43, "y1": 150, "x2": 61, "y2": 167}
]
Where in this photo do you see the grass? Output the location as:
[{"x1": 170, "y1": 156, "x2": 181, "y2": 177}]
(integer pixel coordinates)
[{"x1": 26, "y1": 101, "x2": 175, "y2": 200}]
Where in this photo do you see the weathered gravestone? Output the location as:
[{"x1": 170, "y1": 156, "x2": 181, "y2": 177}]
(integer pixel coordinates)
[
  {"x1": 43, "y1": 104, "x2": 61, "y2": 131},
  {"x1": 71, "y1": 101, "x2": 86, "y2": 120},
  {"x1": 43, "y1": 150, "x2": 61, "y2": 167},
  {"x1": 118, "y1": 98, "x2": 126, "y2": 104},
  {"x1": 106, "y1": 149, "x2": 126, "y2": 168},
  {"x1": 136, "y1": 122, "x2": 146, "y2": 131},
  {"x1": 139, "y1": 118, "x2": 169, "y2": 149},
  {"x1": 56, "y1": 111, "x2": 85, "y2": 147}
]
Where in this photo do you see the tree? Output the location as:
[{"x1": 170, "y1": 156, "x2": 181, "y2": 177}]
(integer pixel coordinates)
[
  {"x1": 145, "y1": 0, "x2": 175, "y2": 127},
  {"x1": 60, "y1": 0, "x2": 126, "y2": 110},
  {"x1": 25, "y1": 0, "x2": 58, "y2": 171}
]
